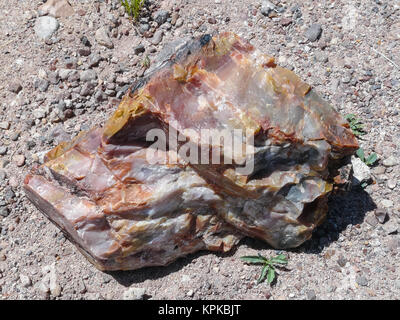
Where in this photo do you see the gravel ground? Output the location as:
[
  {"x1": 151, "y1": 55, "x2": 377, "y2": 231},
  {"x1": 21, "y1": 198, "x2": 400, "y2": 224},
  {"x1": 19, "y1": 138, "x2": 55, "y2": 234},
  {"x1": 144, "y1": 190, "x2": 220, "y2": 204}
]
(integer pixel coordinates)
[{"x1": 0, "y1": 0, "x2": 399, "y2": 300}]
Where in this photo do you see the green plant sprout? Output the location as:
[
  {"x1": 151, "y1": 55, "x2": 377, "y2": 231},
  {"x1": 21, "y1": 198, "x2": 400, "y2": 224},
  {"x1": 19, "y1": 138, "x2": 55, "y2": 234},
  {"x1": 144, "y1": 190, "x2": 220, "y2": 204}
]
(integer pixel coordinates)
[
  {"x1": 142, "y1": 54, "x2": 150, "y2": 69},
  {"x1": 345, "y1": 114, "x2": 366, "y2": 137},
  {"x1": 356, "y1": 147, "x2": 378, "y2": 166},
  {"x1": 240, "y1": 253, "x2": 288, "y2": 285},
  {"x1": 120, "y1": 0, "x2": 145, "y2": 21}
]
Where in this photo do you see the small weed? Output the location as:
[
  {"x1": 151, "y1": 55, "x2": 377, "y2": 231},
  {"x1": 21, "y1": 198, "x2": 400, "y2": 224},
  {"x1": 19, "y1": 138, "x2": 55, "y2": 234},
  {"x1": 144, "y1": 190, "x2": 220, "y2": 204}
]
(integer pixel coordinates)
[
  {"x1": 356, "y1": 147, "x2": 378, "y2": 166},
  {"x1": 240, "y1": 253, "x2": 288, "y2": 285},
  {"x1": 345, "y1": 114, "x2": 366, "y2": 137},
  {"x1": 120, "y1": 0, "x2": 145, "y2": 21},
  {"x1": 142, "y1": 54, "x2": 150, "y2": 69}
]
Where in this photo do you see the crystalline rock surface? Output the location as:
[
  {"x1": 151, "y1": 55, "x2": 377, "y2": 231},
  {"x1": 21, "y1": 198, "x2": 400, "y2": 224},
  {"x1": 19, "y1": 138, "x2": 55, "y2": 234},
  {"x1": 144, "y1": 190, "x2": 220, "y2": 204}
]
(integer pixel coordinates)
[{"x1": 24, "y1": 33, "x2": 358, "y2": 271}]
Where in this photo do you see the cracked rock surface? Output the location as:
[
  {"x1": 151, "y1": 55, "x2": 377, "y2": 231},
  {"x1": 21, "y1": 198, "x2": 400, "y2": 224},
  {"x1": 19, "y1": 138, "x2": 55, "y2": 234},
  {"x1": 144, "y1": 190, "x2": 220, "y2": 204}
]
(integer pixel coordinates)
[{"x1": 24, "y1": 33, "x2": 357, "y2": 271}]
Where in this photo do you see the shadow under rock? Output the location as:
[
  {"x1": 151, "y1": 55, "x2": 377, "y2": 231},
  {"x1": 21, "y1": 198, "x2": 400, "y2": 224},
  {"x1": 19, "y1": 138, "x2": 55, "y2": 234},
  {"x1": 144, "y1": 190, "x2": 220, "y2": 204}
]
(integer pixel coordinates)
[
  {"x1": 107, "y1": 242, "x2": 239, "y2": 287},
  {"x1": 297, "y1": 187, "x2": 376, "y2": 254},
  {"x1": 108, "y1": 188, "x2": 375, "y2": 286}
]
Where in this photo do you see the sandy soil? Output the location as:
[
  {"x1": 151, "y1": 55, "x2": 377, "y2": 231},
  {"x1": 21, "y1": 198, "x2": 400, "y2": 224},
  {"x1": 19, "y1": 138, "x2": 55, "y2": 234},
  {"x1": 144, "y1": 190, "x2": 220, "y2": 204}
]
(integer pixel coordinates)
[{"x1": 0, "y1": 0, "x2": 399, "y2": 300}]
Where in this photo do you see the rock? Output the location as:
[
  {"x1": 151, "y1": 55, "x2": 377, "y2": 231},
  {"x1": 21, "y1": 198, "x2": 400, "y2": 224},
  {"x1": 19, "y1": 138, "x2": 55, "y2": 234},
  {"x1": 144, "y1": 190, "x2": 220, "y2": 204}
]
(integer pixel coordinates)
[
  {"x1": 356, "y1": 275, "x2": 368, "y2": 287},
  {"x1": 34, "y1": 16, "x2": 59, "y2": 40},
  {"x1": 0, "y1": 207, "x2": 9, "y2": 217},
  {"x1": 154, "y1": 10, "x2": 170, "y2": 25},
  {"x1": 40, "y1": 263, "x2": 61, "y2": 297},
  {"x1": 48, "y1": 72, "x2": 60, "y2": 84},
  {"x1": 187, "y1": 290, "x2": 194, "y2": 297},
  {"x1": 260, "y1": 0, "x2": 276, "y2": 16},
  {"x1": 305, "y1": 24, "x2": 323, "y2": 42},
  {"x1": 382, "y1": 220, "x2": 399, "y2": 235},
  {"x1": 80, "y1": 70, "x2": 97, "y2": 82},
  {"x1": 382, "y1": 156, "x2": 398, "y2": 167},
  {"x1": 175, "y1": 18, "x2": 184, "y2": 28},
  {"x1": 306, "y1": 290, "x2": 316, "y2": 300},
  {"x1": 95, "y1": 27, "x2": 114, "y2": 49},
  {"x1": 374, "y1": 208, "x2": 388, "y2": 224},
  {"x1": 78, "y1": 48, "x2": 91, "y2": 56},
  {"x1": 337, "y1": 255, "x2": 347, "y2": 267},
  {"x1": 0, "y1": 146, "x2": 7, "y2": 156},
  {"x1": 33, "y1": 109, "x2": 46, "y2": 119},
  {"x1": 81, "y1": 36, "x2": 91, "y2": 47},
  {"x1": 381, "y1": 199, "x2": 393, "y2": 208},
  {"x1": 0, "y1": 122, "x2": 10, "y2": 130},
  {"x1": 365, "y1": 213, "x2": 378, "y2": 228},
  {"x1": 351, "y1": 156, "x2": 371, "y2": 186},
  {"x1": 88, "y1": 54, "x2": 102, "y2": 68},
  {"x1": 315, "y1": 52, "x2": 328, "y2": 63},
  {"x1": 208, "y1": 17, "x2": 217, "y2": 24},
  {"x1": 139, "y1": 23, "x2": 150, "y2": 34},
  {"x1": 38, "y1": 0, "x2": 74, "y2": 18},
  {"x1": 13, "y1": 154, "x2": 25, "y2": 167},
  {"x1": 280, "y1": 18, "x2": 292, "y2": 26},
  {"x1": 9, "y1": 82, "x2": 22, "y2": 94},
  {"x1": 34, "y1": 78, "x2": 50, "y2": 92},
  {"x1": 387, "y1": 179, "x2": 397, "y2": 189},
  {"x1": 24, "y1": 33, "x2": 359, "y2": 271},
  {"x1": 122, "y1": 287, "x2": 146, "y2": 300},
  {"x1": 20, "y1": 274, "x2": 32, "y2": 287},
  {"x1": 80, "y1": 82, "x2": 96, "y2": 96},
  {"x1": 59, "y1": 69, "x2": 73, "y2": 80},
  {"x1": 134, "y1": 44, "x2": 145, "y2": 55},
  {"x1": 64, "y1": 57, "x2": 77, "y2": 69},
  {"x1": 151, "y1": 30, "x2": 164, "y2": 45}
]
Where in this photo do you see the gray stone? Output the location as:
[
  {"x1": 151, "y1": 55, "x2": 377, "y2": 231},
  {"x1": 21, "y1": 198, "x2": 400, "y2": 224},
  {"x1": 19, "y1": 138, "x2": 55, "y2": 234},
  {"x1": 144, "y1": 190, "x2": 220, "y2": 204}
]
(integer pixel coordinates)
[
  {"x1": 383, "y1": 156, "x2": 398, "y2": 167},
  {"x1": 337, "y1": 255, "x2": 347, "y2": 267},
  {"x1": 0, "y1": 146, "x2": 7, "y2": 156},
  {"x1": 59, "y1": 69, "x2": 73, "y2": 80},
  {"x1": 33, "y1": 109, "x2": 46, "y2": 119},
  {"x1": 0, "y1": 207, "x2": 9, "y2": 217},
  {"x1": 305, "y1": 24, "x2": 323, "y2": 42},
  {"x1": 382, "y1": 220, "x2": 399, "y2": 235},
  {"x1": 306, "y1": 289, "x2": 316, "y2": 300},
  {"x1": 0, "y1": 171, "x2": 6, "y2": 182},
  {"x1": 20, "y1": 274, "x2": 32, "y2": 287},
  {"x1": 34, "y1": 78, "x2": 50, "y2": 92},
  {"x1": 351, "y1": 156, "x2": 371, "y2": 186},
  {"x1": 34, "y1": 16, "x2": 59, "y2": 40},
  {"x1": 151, "y1": 30, "x2": 164, "y2": 45},
  {"x1": 175, "y1": 18, "x2": 184, "y2": 28},
  {"x1": 260, "y1": 0, "x2": 276, "y2": 16},
  {"x1": 374, "y1": 208, "x2": 388, "y2": 224},
  {"x1": 134, "y1": 44, "x2": 145, "y2": 55},
  {"x1": 154, "y1": 10, "x2": 170, "y2": 25},
  {"x1": 365, "y1": 213, "x2": 378, "y2": 227},
  {"x1": 356, "y1": 275, "x2": 368, "y2": 287},
  {"x1": 80, "y1": 82, "x2": 96, "y2": 96},
  {"x1": 95, "y1": 27, "x2": 114, "y2": 49},
  {"x1": 0, "y1": 122, "x2": 10, "y2": 130},
  {"x1": 80, "y1": 70, "x2": 97, "y2": 82},
  {"x1": 381, "y1": 199, "x2": 393, "y2": 208},
  {"x1": 122, "y1": 287, "x2": 146, "y2": 300},
  {"x1": 88, "y1": 54, "x2": 102, "y2": 68},
  {"x1": 9, "y1": 82, "x2": 22, "y2": 93},
  {"x1": 139, "y1": 24, "x2": 150, "y2": 35},
  {"x1": 387, "y1": 179, "x2": 397, "y2": 189},
  {"x1": 315, "y1": 52, "x2": 328, "y2": 63}
]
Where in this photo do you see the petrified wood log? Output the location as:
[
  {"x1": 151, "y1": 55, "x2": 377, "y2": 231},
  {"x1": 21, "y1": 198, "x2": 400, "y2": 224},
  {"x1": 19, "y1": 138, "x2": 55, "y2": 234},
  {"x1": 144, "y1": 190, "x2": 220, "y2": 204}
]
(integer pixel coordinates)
[{"x1": 24, "y1": 33, "x2": 358, "y2": 271}]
